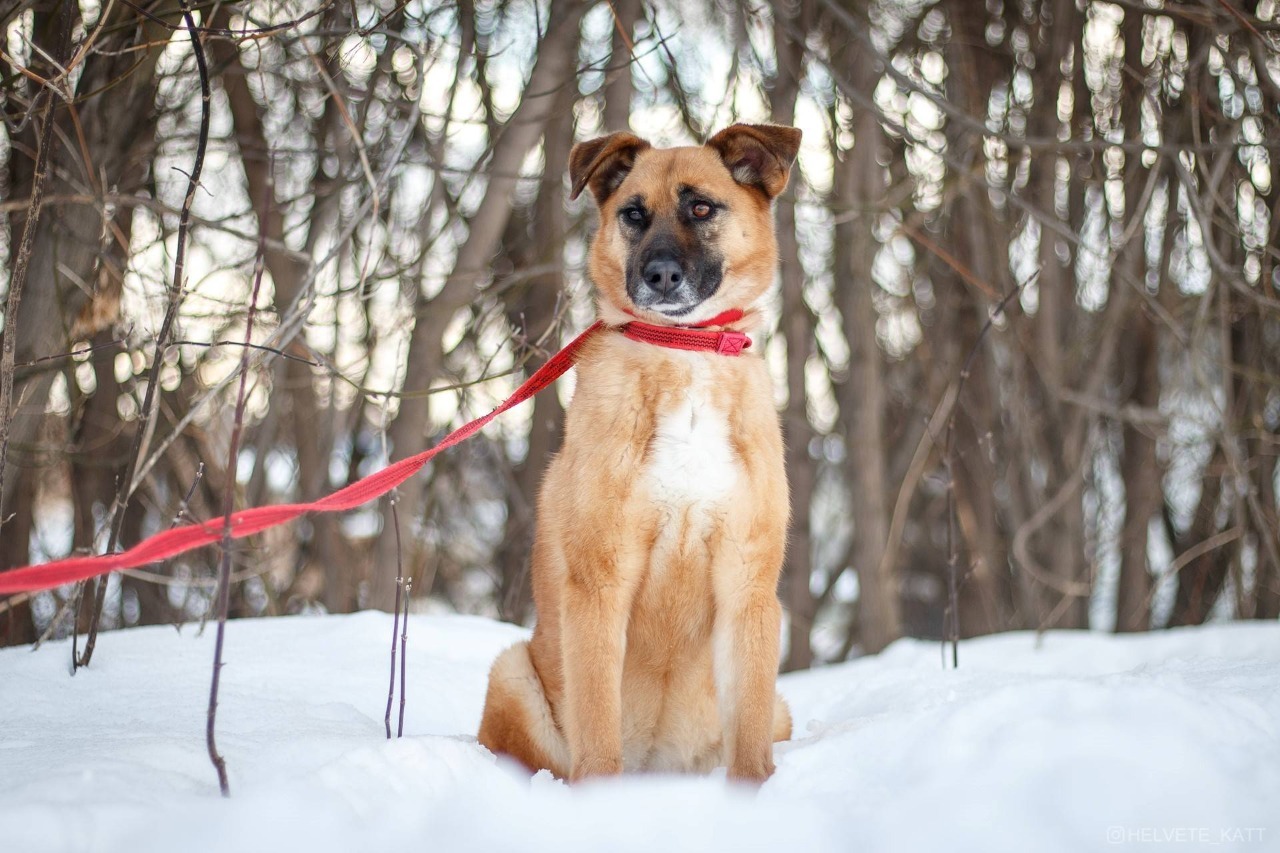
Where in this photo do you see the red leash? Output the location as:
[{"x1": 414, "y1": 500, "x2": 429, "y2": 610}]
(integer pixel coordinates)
[{"x1": 0, "y1": 313, "x2": 752, "y2": 596}]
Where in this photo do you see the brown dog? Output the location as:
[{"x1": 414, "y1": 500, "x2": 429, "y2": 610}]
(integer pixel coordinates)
[{"x1": 477, "y1": 124, "x2": 801, "y2": 784}]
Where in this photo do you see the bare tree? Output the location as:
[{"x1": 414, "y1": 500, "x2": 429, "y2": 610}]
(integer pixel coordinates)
[{"x1": 2, "y1": 0, "x2": 1276, "y2": 661}]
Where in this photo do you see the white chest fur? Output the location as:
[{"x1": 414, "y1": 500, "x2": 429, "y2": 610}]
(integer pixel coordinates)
[{"x1": 643, "y1": 359, "x2": 740, "y2": 507}]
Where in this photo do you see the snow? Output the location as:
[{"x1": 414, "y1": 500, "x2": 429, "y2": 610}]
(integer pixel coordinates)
[{"x1": 2, "y1": 613, "x2": 1278, "y2": 852}]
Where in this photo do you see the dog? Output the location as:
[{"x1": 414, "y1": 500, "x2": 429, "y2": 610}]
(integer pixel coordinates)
[{"x1": 477, "y1": 123, "x2": 801, "y2": 784}]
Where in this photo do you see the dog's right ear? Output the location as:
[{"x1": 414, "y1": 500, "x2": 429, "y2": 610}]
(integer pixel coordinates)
[{"x1": 569, "y1": 132, "x2": 650, "y2": 204}]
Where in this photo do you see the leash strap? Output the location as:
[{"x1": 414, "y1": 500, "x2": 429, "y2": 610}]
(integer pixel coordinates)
[
  {"x1": 0, "y1": 322, "x2": 606, "y2": 595},
  {"x1": 0, "y1": 313, "x2": 753, "y2": 596}
]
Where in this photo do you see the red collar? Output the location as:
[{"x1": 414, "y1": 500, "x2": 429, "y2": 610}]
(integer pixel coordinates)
[{"x1": 618, "y1": 308, "x2": 752, "y2": 357}]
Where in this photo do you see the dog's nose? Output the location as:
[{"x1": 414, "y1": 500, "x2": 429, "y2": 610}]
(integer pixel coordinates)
[{"x1": 642, "y1": 258, "x2": 683, "y2": 296}]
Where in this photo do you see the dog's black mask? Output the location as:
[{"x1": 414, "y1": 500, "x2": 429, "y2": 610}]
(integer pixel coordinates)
[{"x1": 617, "y1": 186, "x2": 725, "y2": 317}]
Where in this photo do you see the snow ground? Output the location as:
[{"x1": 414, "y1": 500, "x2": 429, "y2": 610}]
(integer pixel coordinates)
[{"x1": 2, "y1": 613, "x2": 1277, "y2": 853}]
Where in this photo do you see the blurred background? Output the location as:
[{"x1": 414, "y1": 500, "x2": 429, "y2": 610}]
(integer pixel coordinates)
[{"x1": 1, "y1": 0, "x2": 1277, "y2": 666}]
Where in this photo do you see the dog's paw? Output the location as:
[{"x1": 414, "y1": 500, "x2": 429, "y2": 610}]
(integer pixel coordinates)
[
  {"x1": 727, "y1": 756, "x2": 776, "y2": 786},
  {"x1": 569, "y1": 755, "x2": 623, "y2": 782}
]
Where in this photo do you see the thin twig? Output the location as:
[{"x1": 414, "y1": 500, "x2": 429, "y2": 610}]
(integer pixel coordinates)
[
  {"x1": 1011, "y1": 456, "x2": 1094, "y2": 603},
  {"x1": 0, "y1": 7, "x2": 68, "y2": 540},
  {"x1": 74, "y1": 0, "x2": 213, "y2": 669},
  {"x1": 172, "y1": 461, "x2": 205, "y2": 526},
  {"x1": 397, "y1": 577, "x2": 411, "y2": 738},
  {"x1": 125, "y1": 47, "x2": 428, "y2": 497},
  {"x1": 304, "y1": 50, "x2": 379, "y2": 297},
  {"x1": 24, "y1": 459, "x2": 209, "y2": 645},
  {"x1": 206, "y1": 12, "x2": 260, "y2": 798},
  {"x1": 121, "y1": 561, "x2": 272, "y2": 588},
  {"x1": 32, "y1": 592, "x2": 80, "y2": 652},
  {"x1": 170, "y1": 340, "x2": 318, "y2": 365},
  {"x1": 119, "y1": 0, "x2": 334, "y2": 39},
  {"x1": 206, "y1": 238, "x2": 268, "y2": 796},
  {"x1": 14, "y1": 336, "x2": 130, "y2": 370},
  {"x1": 384, "y1": 495, "x2": 404, "y2": 740},
  {"x1": 877, "y1": 382, "x2": 958, "y2": 616},
  {"x1": 941, "y1": 271, "x2": 1039, "y2": 668},
  {"x1": 14, "y1": 337, "x2": 315, "y2": 382}
]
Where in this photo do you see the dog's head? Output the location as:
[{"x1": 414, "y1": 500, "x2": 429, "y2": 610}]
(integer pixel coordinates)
[{"x1": 569, "y1": 124, "x2": 801, "y2": 325}]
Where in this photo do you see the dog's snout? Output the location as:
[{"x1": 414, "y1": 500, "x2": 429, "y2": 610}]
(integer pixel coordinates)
[{"x1": 642, "y1": 258, "x2": 683, "y2": 296}]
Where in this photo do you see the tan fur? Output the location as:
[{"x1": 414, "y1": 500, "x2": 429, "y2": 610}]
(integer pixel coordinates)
[{"x1": 478, "y1": 125, "x2": 800, "y2": 784}]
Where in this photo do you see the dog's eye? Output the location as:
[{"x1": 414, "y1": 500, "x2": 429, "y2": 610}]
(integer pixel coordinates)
[
  {"x1": 620, "y1": 207, "x2": 646, "y2": 224},
  {"x1": 691, "y1": 201, "x2": 714, "y2": 220}
]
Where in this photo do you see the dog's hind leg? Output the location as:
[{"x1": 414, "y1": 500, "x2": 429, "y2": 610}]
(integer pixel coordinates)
[{"x1": 477, "y1": 642, "x2": 570, "y2": 777}]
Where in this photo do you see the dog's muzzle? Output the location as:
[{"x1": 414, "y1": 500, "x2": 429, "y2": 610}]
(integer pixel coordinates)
[{"x1": 629, "y1": 248, "x2": 721, "y2": 317}]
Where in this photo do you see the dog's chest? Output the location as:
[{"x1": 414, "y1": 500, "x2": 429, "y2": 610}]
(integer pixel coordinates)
[{"x1": 643, "y1": 363, "x2": 740, "y2": 507}]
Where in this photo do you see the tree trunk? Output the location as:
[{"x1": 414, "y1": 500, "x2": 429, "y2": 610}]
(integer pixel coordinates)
[
  {"x1": 935, "y1": 0, "x2": 1016, "y2": 636},
  {"x1": 1114, "y1": 308, "x2": 1159, "y2": 632},
  {"x1": 770, "y1": 7, "x2": 819, "y2": 669},
  {"x1": 369, "y1": 0, "x2": 588, "y2": 611},
  {"x1": 496, "y1": 84, "x2": 577, "y2": 623},
  {"x1": 603, "y1": 0, "x2": 640, "y2": 132},
  {"x1": 1113, "y1": 11, "x2": 1159, "y2": 634},
  {"x1": 1027, "y1": 0, "x2": 1089, "y2": 629},
  {"x1": 213, "y1": 20, "x2": 355, "y2": 613},
  {"x1": 834, "y1": 39, "x2": 901, "y2": 654},
  {"x1": 2, "y1": 5, "x2": 167, "y2": 522},
  {"x1": 1168, "y1": 449, "x2": 1228, "y2": 626},
  {"x1": 0, "y1": 468, "x2": 36, "y2": 644}
]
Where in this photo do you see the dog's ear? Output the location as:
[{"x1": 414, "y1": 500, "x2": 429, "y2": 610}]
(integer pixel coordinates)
[
  {"x1": 706, "y1": 124, "x2": 802, "y2": 199},
  {"x1": 569, "y1": 132, "x2": 651, "y2": 203}
]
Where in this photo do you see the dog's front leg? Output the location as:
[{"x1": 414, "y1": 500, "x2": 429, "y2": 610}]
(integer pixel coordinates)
[
  {"x1": 560, "y1": 541, "x2": 638, "y2": 781},
  {"x1": 713, "y1": 557, "x2": 784, "y2": 784}
]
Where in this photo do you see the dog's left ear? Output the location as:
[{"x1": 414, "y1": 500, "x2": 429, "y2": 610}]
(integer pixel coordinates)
[{"x1": 707, "y1": 124, "x2": 802, "y2": 199}]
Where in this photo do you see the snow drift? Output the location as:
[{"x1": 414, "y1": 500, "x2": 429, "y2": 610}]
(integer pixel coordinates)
[{"x1": 2, "y1": 613, "x2": 1277, "y2": 852}]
